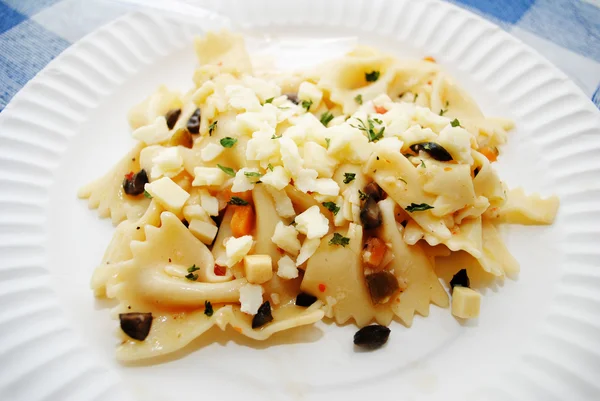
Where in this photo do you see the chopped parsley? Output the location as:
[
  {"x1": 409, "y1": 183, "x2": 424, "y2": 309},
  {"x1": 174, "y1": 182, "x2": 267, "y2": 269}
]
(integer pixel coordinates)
[
  {"x1": 322, "y1": 201, "x2": 340, "y2": 215},
  {"x1": 185, "y1": 265, "x2": 199, "y2": 281},
  {"x1": 420, "y1": 159, "x2": 426, "y2": 168},
  {"x1": 220, "y1": 137, "x2": 237, "y2": 148},
  {"x1": 329, "y1": 233, "x2": 350, "y2": 247},
  {"x1": 320, "y1": 111, "x2": 334, "y2": 127},
  {"x1": 244, "y1": 171, "x2": 262, "y2": 182},
  {"x1": 398, "y1": 177, "x2": 407, "y2": 184},
  {"x1": 358, "y1": 189, "x2": 369, "y2": 201},
  {"x1": 143, "y1": 190, "x2": 152, "y2": 199},
  {"x1": 204, "y1": 300, "x2": 214, "y2": 316},
  {"x1": 325, "y1": 138, "x2": 331, "y2": 149},
  {"x1": 217, "y1": 164, "x2": 236, "y2": 177},
  {"x1": 208, "y1": 120, "x2": 218, "y2": 136},
  {"x1": 271, "y1": 134, "x2": 281, "y2": 139},
  {"x1": 264, "y1": 97, "x2": 274, "y2": 104},
  {"x1": 439, "y1": 101, "x2": 449, "y2": 116},
  {"x1": 350, "y1": 118, "x2": 385, "y2": 142},
  {"x1": 405, "y1": 203, "x2": 434, "y2": 212},
  {"x1": 228, "y1": 196, "x2": 249, "y2": 206},
  {"x1": 343, "y1": 173, "x2": 356, "y2": 184},
  {"x1": 354, "y1": 94, "x2": 363, "y2": 105},
  {"x1": 267, "y1": 163, "x2": 274, "y2": 171},
  {"x1": 301, "y1": 99, "x2": 313, "y2": 112},
  {"x1": 451, "y1": 118, "x2": 461, "y2": 127},
  {"x1": 365, "y1": 70, "x2": 380, "y2": 82}
]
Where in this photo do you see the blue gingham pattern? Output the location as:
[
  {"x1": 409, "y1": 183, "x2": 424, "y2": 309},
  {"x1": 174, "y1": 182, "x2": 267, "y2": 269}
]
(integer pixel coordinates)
[{"x1": 0, "y1": 0, "x2": 599, "y2": 111}]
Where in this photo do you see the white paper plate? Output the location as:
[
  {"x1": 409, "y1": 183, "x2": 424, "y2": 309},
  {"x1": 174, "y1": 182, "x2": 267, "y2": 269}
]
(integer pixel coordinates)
[{"x1": 1, "y1": 1, "x2": 600, "y2": 400}]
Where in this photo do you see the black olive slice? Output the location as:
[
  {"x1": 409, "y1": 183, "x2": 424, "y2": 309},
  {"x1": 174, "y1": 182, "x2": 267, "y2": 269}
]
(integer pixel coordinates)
[
  {"x1": 410, "y1": 142, "x2": 453, "y2": 162},
  {"x1": 187, "y1": 108, "x2": 201, "y2": 134},
  {"x1": 295, "y1": 293, "x2": 318, "y2": 307},
  {"x1": 252, "y1": 301, "x2": 273, "y2": 329},
  {"x1": 366, "y1": 271, "x2": 400, "y2": 304},
  {"x1": 122, "y1": 169, "x2": 149, "y2": 196},
  {"x1": 119, "y1": 312, "x2": 153, "y2": 341},
  {"x1": 354, "y1": 325, "x2": 390, "y2": 349},
  {"x1": 363, "y1": 182, "x2": 383, "y2": 202},
  {"x1": 165, "y1": 108, "x2": 181, "y2": 130},
  {"x1": 284, "y1": 93, "x2": 299, "y2": 104},
  {"x1": 450, "y1": 268, "x2": 470, "y2": 292},
  {"x1": 360, "y1": 197, "x2": 382, "y2": 230}
]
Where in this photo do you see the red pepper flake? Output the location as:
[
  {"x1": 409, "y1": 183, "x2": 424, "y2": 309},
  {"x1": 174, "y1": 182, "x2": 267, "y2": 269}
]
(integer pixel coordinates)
[
  {"x1": 124, "y1": 171, "x2": 134, "y2": 180},
  {"x1": 374, "y1": 105, "x2": 387, "y2": 114},
  {"x1": 318, "y1": 283, "x2": 326, "y2": 292},
  {"x1": 214, "y1": 264, "x2": 226, "y2": 276}
]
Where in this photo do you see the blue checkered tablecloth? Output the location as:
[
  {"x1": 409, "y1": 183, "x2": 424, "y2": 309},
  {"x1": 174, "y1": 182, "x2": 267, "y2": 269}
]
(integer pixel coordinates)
[{"x1": 0, "y1": 0, "x2": 599, "y2": 111}]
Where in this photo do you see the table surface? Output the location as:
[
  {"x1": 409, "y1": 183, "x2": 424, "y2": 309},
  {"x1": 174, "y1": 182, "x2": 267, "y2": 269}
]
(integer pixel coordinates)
[{"x1": 0, "y1": 0, "x2": 598, "y2": 111}]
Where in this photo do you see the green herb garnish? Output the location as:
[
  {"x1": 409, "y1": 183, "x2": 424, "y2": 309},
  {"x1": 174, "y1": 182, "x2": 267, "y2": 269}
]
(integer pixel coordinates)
[
  {"x1": 329, "y1": 233, "x2": 350, "y2": 247},
  {"x1": 267, "y1": 163, "x2": 274, "y2": 171},
  {"x1": 301, "y1": 99, "x2": 313, "y2": 112},
  {"x1": 451, "y1": 118, "x2": 461, "y2": 127},
  {"x1": 365, "y1": 70, "x2": 380, "y2": 82},
  {"x1": 244, "y1": 171, "x2": 262, "y2": 182},
  {"x1": 325, "y1": 138, "x2": 331, "y2": 149},
  {"x1": 185, "y1": 265, "x2": 199, "y2": 281},
  {"x1": 217, "y1": 164, "x2": 236, "y2": 177},
  {"x1": 264, "y1": 97, "x2": 274, "y2": 104},
  {"x1": 143, "y1": 190, "x2": 152, "y2": 199},
  {"x1": 343, "y1": 173, "x2": 356, "y2": 184},
  {"x1": 322, "y1": 201, "x2": 340, "y2": 215},
  {"x1": 220, "y1": 137, "x2": 237, "y2": 148},
  {"x1": 405, "y1": 203, "x2": 434, "y2": 212},
  {"x1": 420, "y1": 160, "x2": 426, "y2": 168},
  {"x1": 358, "y1": 189, "x2": 369, "y2": 201},
  {"x1": 228, "y1": 196, "x2": 249, "y2": 206},
  {"x1": 350, "y1": 118, "x2": 385, "y2": 142},
  {"x1": 320, "y1": 111, "x2": 334, "y2": 127},
  {"x1": 398, "y1": 177, "x2": 407, "y2": 184},
  {"x1": 354, "y1": 94, "x2": 363, "y2": 105},
  {"x1": 204, "y1": 300, "x2": 213, "y2": 316},
  {"x1": 208, "y1": 120, "x2": 218, "y2": 136}
]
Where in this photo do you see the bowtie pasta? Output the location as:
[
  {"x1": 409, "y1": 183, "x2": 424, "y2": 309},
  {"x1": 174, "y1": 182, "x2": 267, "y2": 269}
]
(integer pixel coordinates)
[{"x1": 79, "y1": 31, "x2": 559, "y2": 360}]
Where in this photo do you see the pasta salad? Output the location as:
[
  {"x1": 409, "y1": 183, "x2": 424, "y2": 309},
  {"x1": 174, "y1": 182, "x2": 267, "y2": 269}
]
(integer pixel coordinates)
[{"x1": 79, "y1": 31, "x2": 559, "y2": 361}]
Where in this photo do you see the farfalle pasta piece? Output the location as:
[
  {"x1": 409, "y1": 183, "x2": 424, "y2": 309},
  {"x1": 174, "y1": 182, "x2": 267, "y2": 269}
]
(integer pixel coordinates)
[{"x1": 78, "y1": 143, "x2": 151, "y2": 225}]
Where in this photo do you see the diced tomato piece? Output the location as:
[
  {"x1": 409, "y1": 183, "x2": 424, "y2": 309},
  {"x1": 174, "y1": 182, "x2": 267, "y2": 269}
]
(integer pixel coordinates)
[
  {"x1": 214, "y1": 264, "x2": 226, "y2": 276},
  {"x1": 374, "y1": 105, "x2": 387, "y2": 114},
  {"x1": 362, "y1": 237, "x2": 387, "y2": 271}
]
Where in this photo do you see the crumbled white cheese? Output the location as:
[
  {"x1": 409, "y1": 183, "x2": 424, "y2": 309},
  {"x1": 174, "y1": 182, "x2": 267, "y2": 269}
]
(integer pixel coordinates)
[
  {"x1": 144, "y1": 177, "x2": 190, "y2": 215},
  {"x1": 239, "y1": 283, "x2": 264, "y2": 315},
  {"x1": 326, "y1": 124, "x2": 373, "y2": 164},
  {"x1": 224, "y1": 235, "x2": 254, "y2": 267},
  {"x1": 198, "y1": 189, "x2": 219, "y2": 216},
  {"x1": 264, "y1": 185, "x2": 295, "y2": 218},
  {"x1": 451, "y1": 286, "x2": 481, "y2": 319},
  {"x1": 303, "y1": 141, "x2": 337, "y2": 178},
  {"x1": 271, "y1": 221, "x2": 301, "y2": 256},
  {"x1": 277, "y1": 255, "x2": 299, "y2": 279},
  {"x1": 225, "y1": 85, "x2": 262, "y2": 112},
  {"x1": 437, "y1": 125, "x2": 474, "y2": 164},
  {"x1": 398, "y1": 124, "x2": 437, "y2": 148},
  {"x1": 191, "y1": 80, "x2": 216, "y2": 104},
  {"x1": 296, "y1": 237, "x2": 321, "y2": 266},
  {"x1": 298, "y1": 82, "x2": 323, "y2": 110},
  {"x1": 295, "y1": 205, "x2": 329, "y2": 239},
  {"x1": 241, "y1": 75, "x2": 281, "y2": 104},
  {"x1": 183, "y1": 204, "x2": 212, "y2": 223},
  {"x1": 139, "y1": 145, "x2": 163, "y2": 180},
  {"x1": 192, "y1": 167, "x2": 228, "y2": 187},
  {"x1": 295, "y1": 169, "x2": 339, "y2": 196},
  {"x1": 279, "y1": 136, "x2": 303, "y2": 176},
  {"x1": 151, "y1": 147, "x2": 183, "y2": 179},
  {"x1": 270, "y1": 293, "x2": 281, "y2": 305},
  {"x1": 243, "y1": 254, "x2": 273, "y2": 284},
  {"x1": 189, "y1": 219, "x2": 219, "y2": 245},
  {"x1": 230, "y1": 167, "x2": 259, "y2": 193},
  {"x1": 200, "y1": 143, "x2": 224, "y2": 162},
  {"x1": 374, "y1": 137, "x2": 404, "y2": 154},
  {"x1": 132, "y1": 116, "x2": 171, "y2": 145},
  {"x1": 245, "y1": 127, "x2": 280, "y2": 163},
  {"x1": 261, "y1": 165, "x2": 291, "y2": 190}
]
